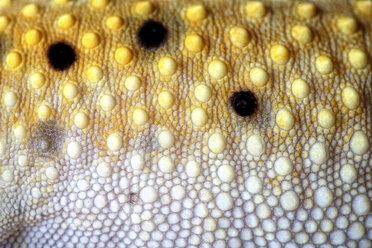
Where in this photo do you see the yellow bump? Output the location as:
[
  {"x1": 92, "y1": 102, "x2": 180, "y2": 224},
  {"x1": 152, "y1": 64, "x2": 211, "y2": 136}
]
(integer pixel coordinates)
[
  {"x1": 74, "y1": 112, "x2": 89, "y2": 129},
  {"x1": 18, "y1": 155, "x2": 29, "y2": 167},
  {"x1": 194, "y1": 84, "x2": 211, "y2": 102},
  {"x1": 245, "y1": 1, "x2": 266, "y2": 19},
  {"x1": 270, "y1": 44, "x2": 290, "y2": 64},
  {"x1": 22, "y1": 4, "x2": 39, "y2": 18},
  {"x1": 58, "y1": 14, "x2": 75, "y2": 29},
  {"x1": 342, "y1": 86, "x2": 360, "y2": 110},
  {"x1": 158, "y1": 130, "x2": 175, "y2": 149},
  {"x1": 63, "y1": 82, "x2": 78, "y2": 100},
  {"x1": 348, "y1": 48, "x2": 368, "y2": 69},
  {"x1": 291, "y1": 25, "x2": 313, "y2": 44},
  {"x1": 230, "y1": 26, "x2": 250, "y2": 48},
  {"x1": 250, "y1": 67, "x2": 268, "y2": 87},
  {"x1": 208, "y1": 60, "x2": 227, "y2": 80},
  {"x1": 6, "y1": 51, "x2": 22, "y2": 68},
  {"x1": 115, "y1": 46, "x2": 133, "y2": 65},
  {"x1": 318, "y1": 109, "x2": 335, "y2": 129},
  {"x1": 296, "y1": 2, "x2": 316, "y2": 19},
  {"x1": 107, "y1": 133, "x2": 122, "y2": 152},
  {"x1": 3, "y1": 91, "x2": 17, "y2": 108},
  {"x1": 14, "y1": 125, "x2": 26, "y2": 140},
  {"x1": 350, "y1": 130, "x2": 369, "y2": 155},
  {"x1": 125, "y1": 76, "x2": 141, "y2": 91},
  {"x1": 186, "y1": 4, "x2": 207, "y2": 22},
  {"x1": 208, "y1": 133, "x2": 226, "y2": 154},
  {"x1": 82, "y1": 32, "x2": 100, "y2": 49},
  {"x1": 25, "y1": 29, "x2": 42, "y2": 46},
  {"x1": 91, "y1": 0, "x2": 109, "y2": 9},
  {"x1": 185, "y1": 34, "x2": 204, "y2": 52},
  {"x1": 0, "y1": 16, "x2": 10, "y2": 32},
  {"x1": 0, "y1": 0, "x2": 11, "y2": 8},
  {"x1": 37, "y1": 104, "x2": 51, "y2": 119},
  {"x1": 158, "y1": 56, "x2": 177, "y2": 76},
  {"x1": 100, "y1": 94, "x2": 116, "y2": 112},
  {"x1": 134, "y1": 1, "x2": 154, "y2": 16},
  {"x1": 276, "y1": 108, "x2": 294, "y2": 130},
  {"x1": 191, "y1": 108, "x2": 208, "y2": 127},
  {"x1": 291, "y1": 79, "x2": 309, "y2": 99},
  {"x1": 28, "y1": 72, "x2": 45, "y2": 90},
  {"x1": 354, "y1": 1, "x2": 372, "y2": 16},
  {"x1": 106, "y1": 15, "x2": 123, "y2": 30},
  {"x1": 316, "y1": 55, "x2": 333, "y2": 74},
  {"x1": 158, "y1": 91, "x2": 175, "y2": 109},
  {"x1": 337, "y1": 17, "x2": 357, "y2": 35},
  {"x1": 87, "y1": 66, "x2": 103, "y2": 82},
  {"x1": 133, "y1": 108, "x2": 148, "y2": 126},
  {"x1": 54, "y1": 0, "x2": 69, "y2": 5}
]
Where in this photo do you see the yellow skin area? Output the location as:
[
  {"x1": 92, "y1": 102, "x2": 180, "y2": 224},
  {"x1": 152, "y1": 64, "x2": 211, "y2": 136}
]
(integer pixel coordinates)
[{"x1": 0, "y1": 0, "x2": 371, "y2": 247}]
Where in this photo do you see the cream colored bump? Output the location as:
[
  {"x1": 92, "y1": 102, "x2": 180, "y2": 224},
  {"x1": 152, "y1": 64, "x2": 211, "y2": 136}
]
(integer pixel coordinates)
[
  {"x1": 250, "y1": 67, "x2": 268, "y2": 87},
  {"x1": 274, "y1": 157, "x2": 293, "y2": 176},
  {"x1": 25, "y1": 29, "x2": 42, "y2": 46},
  {"x1": 291, "y1": 79, "x2": 309, "y2": 98},
  {"x1": 245, "y1": 1, "x2": 266, "y2": 19},
  {"x1": 296, "y1": 2, "x2": 316, "y2": 19},
  {"x1": 100, "y1": 94, "x2": 116, "y2": 112},
  {"x1": 217, "y1": 164, "x2": 235, "y2": 183},
  {"x1": 194, "y1": 84, "x2": 211, "y2": 102},
  {"x1": 191, "y1": 108, "x2": 208, "y2": 127},
  {"x1": 125, "y1": 76, "x2": 141, "y2": 91},
  {"x1": 63, "y1": 82, "x2": 78, "y2": 100},
  {"x1": 67, "y1": 141, "x2": 82, "y2": 159},
  {"x1": 276, "y1": 108, "x2": 294, "y2": 130},
  {"x1": 309, "y1": 142, "x2": 328, "y2": 165},
  {"x1": 350, "y1": 130, "x2": 369, "y2": 155},
  {"x1": 158, "y1": 56, "x2": 177, "y2": 76},
  {"x1": 340, "y1": 164, "x2": 357, "y2": 184},
  {"x1": 82, "y1": 32, "x2": 100, "y2": 49},
  {"x1": 186, "y1": 4, "x2": 207, "y2": 22},
  {"x1": 208, "y1": 133, "x2": 226, "y2": 154},
  {"x1": 0, "y1": 16, "x2": 10, "y2": 32},
  {"x1": 37, "y1": 104, "x2": 51, "y2": 119},
  {"x1": 74, "y1": 112, "x2": 89, "y2": 129},
  {"x1": 87, "y1": 66, "x2": 103, "y2": 82},
  {"x1": 185, "y1": 34, "x2": 204, "y2": 52},
  {"x1": 28, "y1": 72, "x2": 45, "y2": 89},
  {"x1": 18, "y1": 155, "x2": 29, "y2": 167},
  {"x1": 96, "y1": 162, "x2": 112, "y2": 177},
  {"x1": 158, "y1": 130, "x2": 175, "y2": 149},
  {"x1": 158, "y1": 91, "x2": 175, "y2": 109},
  {"x1": 106, "y1": 15, "x2": 123, "y2": 30},
  {"x1": 91, "y1": 0, "x2": 109, "y2": 9},
  {"x1": 270, "y1": 44, "x2": 290, "y2": 64},
  {"x1": 0, "y1": 0, "x2": 11, "y2": 8},
  {"x1": 317, "y1": 109, "x2": 335, "y2": 129},
  {"x1": 6, "y1": 51, "x2": 22, "y2": 68},
  {"x1": 354, "y1": 1, "x2": 372, "y2": 16},
  {"x1": 58, "y1": 14, "x2": 75, "y2": 29},
  {"x1": 316, "y1": 55, "x2": 333, "y2": 74},
  {"x1": 208, "y1": 60, "x2": 227, "y2": 79},
  {"x1": 115, "y1": 46, "x2": 133, "y2": 65},
  {"x1": 133, "y1": 108, "x2": 148, "y2": 126},
  {"x1": 337, "y1": 17, "x2": 357, "y2": 35},
  {"x1": 230, "y1": 26, "x2": 250, "y2": 48},
  {"x1": 158, "y1": 156, "x2": 175, "y2": 173},
  {"x1": 342, "y1": 86, "x2": 360, "y2": 109},
  {"x1": 45, "y1": 167, "x2": 59, "y2": 180},
  {"x1": 348, "y1": 48, "x2": 368, "y2": 69},
  {"x1": 134, "y1": 1, "x2": 154, "y2": 16},
  {"x1": 291, "y1": 25, "x2": 313, "y2": 44},
  {"x1": 107, "y1": 133, "x2": 122, "y2": 152},
  {"x1": 14, "y1": 125, "x2": 26, "y2": 141},
  {"x1": 22, "y1": 4, "x2": 39, "y2": 18},
  {"x1": 2, "y1": 169, "x2": 13, "y2": 182},
  {"x1": 4, "y1": 91, "x2": 17, "y2": 108}
]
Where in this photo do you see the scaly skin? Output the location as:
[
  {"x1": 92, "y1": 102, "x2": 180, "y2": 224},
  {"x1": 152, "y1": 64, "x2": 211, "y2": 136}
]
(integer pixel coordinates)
[{"x1": 0, "y1": 0, "x2": 371, "y2": 247}]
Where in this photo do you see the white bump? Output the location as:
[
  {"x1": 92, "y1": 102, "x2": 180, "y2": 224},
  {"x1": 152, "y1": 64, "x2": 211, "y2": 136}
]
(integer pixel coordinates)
[
  {"x1": 352, "y1": 195, "x2": 370, "y2": 216},
  {"x1": 340, "y1": 164, "x2": 357, "y2": 183},
  {"x1": 3, "y1": 91, "x2": 18, "y2": 108},
  {"x1": 31, "y1": 187, "x2": 41, "y2": 199},
  {"x1": 216, "y1": 192, "x2": 233, "y2": 211},
  {"x1": 131, "y1": 154, "x2": 145, "y2": 171},
  {"x1": 194, "y1": 84, "x2": 211, "y2": 102},
  {"x1": 274, "y1": 157, "x2": 293, "y2": 176},
  {"x1": 191, "y1": 108, "x2": 208, "y2": 127},
  {"x1": 77, "y1": 179, "x2": 90, "y2": 191},
  {"x1": 67, "y1": 141, "x2": 82, "y2": 159},
  {"x1": 158, "y1": 130, "x2": 175, "y2": 149},
  {"x1": 208, "y1": 132, "x2": 226, "y2": 154},
  {"x1": 94, "y1": 195, "x2": 107, "y2": 209},
  {"x1": 330, "y1": 230, "x2": 346, "y2": 245},
  {"x1": 140, "y1": 186, "x2": 158, "y2": 203},
  {"x1": 185, "y1": 160, "x2": 200, "y2": 177},
  {"x1": 309, "y1": 142, "x2": 328, "y2": 164},
  {"x1": 245, "y1": 175, "x2": 262, "y2": 194},
  {"x1": 350, "y1": 130, "x2": 369, "y2": 155},
  {"x1": 314, "y1": 186, "x2": 333, "y2": 208},
  {"x1": 217, "y1": 164, "x2": 235, "y2": 183},
  {"x1": 96, "y1": 162, "x2": 112, "y2": 178},
  {"x1": 170, "y1": 185, "x2": 186, "y2": 200},
  {"x1": 256, "y1": 203, "x2": 271, "y2": 219},
  {"x1": 2, "y1": 169, "x2": 13, "y2": 182},
  {"x1": 158, "y1": 156, "x2": 175, "y2": 173},
  {"x1": 100, "y1": 94, "x2": 116, "y2": 112},
  {"x1": 107, "y1": 133, "x2": 122, "y2": 152},
  {"x1": 246, "y1": 134, "x2": 265, "y2": 157},
  {"x1": 347, "y1": 222, "x2": 365, "y2": 240},
  {"x1": 194, "y1": 203, "x2": 208, "y2": 218},
  {"x1": 45, "y1": 167, "x2": 58, "y2": 180},
  {"x1": 280, "y1": 190, "x2": 299, "y2": 211},
  {"x1": 18, "y1": 155, "x2": 29, "y2": 166}
]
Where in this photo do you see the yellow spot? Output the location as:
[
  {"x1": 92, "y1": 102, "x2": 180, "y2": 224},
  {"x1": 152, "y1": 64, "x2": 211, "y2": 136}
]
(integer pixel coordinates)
[
  {"x1": 63, "y1": 82, "x2": 78, "y2": 100},
  {"x1": 230, "y1": 26, "x2": 250, "y2": 48},
  {"x1": 350, "y1": 130, "x2": 369, "y2": 155},
  {"x1": 191, "y1": 108, "x2": 208, "y2": 127},
  {"x1": 133, "y1": 108, "x2": 148, "y2": 126},
  {"x1": 291, "y1": 25, "x2": 313, "y2": 44},
  {"x1": 296, "y1": 2, "x2": 316, "y2": 19},
  {"x1": 37, "y1": 104, "x2": 51, "y2": 120},
  {"x1": 208, "y1": 60, "x2": 227, "y2": 80},
  {"x1": 115, "y1": 46, "x2": 133, "y2": 65},
  {"x1": 158, "y1": 91, "x2": 175, "y2": 109},
  {"x1": 270, "y1": 44, "x2": 290, "y2": 64},
  {"x1": 186, "y1": 4, "x2": 207, "y2": 22},
  {"x1": 74, "y1": 112, "x2": 89, "y2": 129},
  {"x1": 124, "y1": 76, "x2": 141, "y2": 91},
  {"x1": 208, "y1": 133, "x2": 226, "y2": 154},
  {"x1": 0, "y1": 0, "x2": 11, "y2": 8},
  {"x1": 22, "y1": 4, "x2": 39, "y2": 18},
  {"x1": 158, "y1": 56, "x2": 177, "y2": 76},
  {"x1": 245, "y1": 1, "x2": 266, "y2": 19},
  {"x1": 337, "y1": 17, "x2": 357, "y2": 35},
  {"x1": 354, "y1": 1, "x2": 372, "y2": 16},
  {"x1": 100, "y1": 94, "x2": 116, "y2": 112},
  {"x1": 0, "y1": 16, "x2": 10, "y2": 32},
  {"x1": 25, "y1": 29, "x2": 42, "y2": 46},
  {"x1": 82, "y1": 32, "x2": 100, "y2": 49},
  {"x1": 250, "y1": 67, "x2": 268, "y2": 87},
  {"x1": 342, "y1": 86, "x2": 360, "y2": 110},
  {"x1": 14, "y1": 124, "x2": 26, "y2": 141},
  {"x1": 6, "y1": 51, "x2": 22, "y2": 68},
  {"x1": 91, "y1": 0, "x2": 109, "y2": 9},
  {"x1": 28, "y1": 72, "x2": 45, "y2": 90},
  {"x1": 107, "y1": 133, "x2": 122, "y2": 152},
  {"x1": 58, "y1": 14, "x2": 75, "y2": 29},
  {"x1": 3, "y1": 91, "x2": 17, "y2": 108},
  {"x1": 291, "y1": 79, "x2": 309, "y2": 99},
  {"x1": 185, "y1": 34, "x2": 204, "y2": 52},
  {"x1": 276, "y1": 108, "x2": 294, "y2": 130},
  {"x1": 316, "y1": 55, "x2": 333, "y2": 74},
  {"x1": 87, "y1": 66, "x2": 103, "y2": 82},
  {"x1": 134, "y1": 1, "x2": 154, "y2": 16},
  {"x1": 106, "y1": 15, "x2": 123, "y2": 30},
  {"x1": 348, "y1": 48, "x2": 368, "y2": 69},
  {"x1": 318, "y1": 109, "x2": 335, "y2": 129},
  {"x1": 194, "y1": 84, "x2": 212, "y2": 102},
  {"x1": 54, "y1": 0, "x2": 69, "y2": 5}
]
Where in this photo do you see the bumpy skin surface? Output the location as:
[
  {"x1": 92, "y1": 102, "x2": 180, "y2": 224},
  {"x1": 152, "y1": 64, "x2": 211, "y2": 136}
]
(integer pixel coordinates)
[{"x1": 0, "y1": 0, "x2": 371, "y2": 247}]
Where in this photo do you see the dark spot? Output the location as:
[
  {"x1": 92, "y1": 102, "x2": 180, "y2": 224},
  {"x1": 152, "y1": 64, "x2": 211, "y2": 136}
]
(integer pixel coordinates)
[
  {"x1": 128, "y1": 192, "x2": 138, "y2": 205},
  {"x1": 137, "y1": 19, "x2": 167, "y2": 50},
  {"x1": 231, "y1": 91, "x2": 258, "y2": 117},
  {"x1": 47, "y1": 42, "x2": 76, "y2": 71},
  {"x1": 30, "y1": 121, "x2": 63, "y2": 157}
]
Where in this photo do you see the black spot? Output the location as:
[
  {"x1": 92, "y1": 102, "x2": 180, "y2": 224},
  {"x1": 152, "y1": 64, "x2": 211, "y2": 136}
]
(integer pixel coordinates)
[
  {"x1": 47, "y1": 42, "x2": 76, "y2": 71},
  {"x1": 137, "y1": 19, "x2": 167, "y2": 50},
  {"x1": 30, "y1": 121, "x2": 63, "y2": 157},
  {"x1": 231, "y1": 91, "x2": 258, "y2": 117}
]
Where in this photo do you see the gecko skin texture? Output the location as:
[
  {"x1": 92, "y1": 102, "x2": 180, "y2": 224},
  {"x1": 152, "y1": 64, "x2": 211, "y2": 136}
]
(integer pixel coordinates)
[{"x1": 0, "y1": 0, "x2": 371, "y2": 247}]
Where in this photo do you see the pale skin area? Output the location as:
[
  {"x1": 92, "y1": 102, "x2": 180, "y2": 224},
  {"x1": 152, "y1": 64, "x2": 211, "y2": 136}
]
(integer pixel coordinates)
[{"x1": 0, "y1": 0, "x2": 371, "y2": 247}]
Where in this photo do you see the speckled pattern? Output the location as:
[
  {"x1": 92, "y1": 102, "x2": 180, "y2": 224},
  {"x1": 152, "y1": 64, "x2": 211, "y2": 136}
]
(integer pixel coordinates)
[{"x1": 0, "y1": 0, "x2": 371, "y2": 247}]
